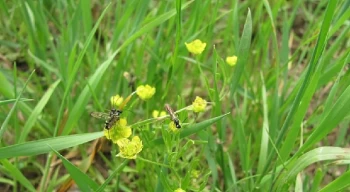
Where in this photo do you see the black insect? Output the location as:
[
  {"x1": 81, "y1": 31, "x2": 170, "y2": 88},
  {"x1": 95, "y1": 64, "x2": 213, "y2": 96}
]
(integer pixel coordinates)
[
  {"x1": 91, "y1": 109, "x2": 122, "y2": 137},
  {"x1": 165, "y1": 104, "x2": 181, "y2": 129}
]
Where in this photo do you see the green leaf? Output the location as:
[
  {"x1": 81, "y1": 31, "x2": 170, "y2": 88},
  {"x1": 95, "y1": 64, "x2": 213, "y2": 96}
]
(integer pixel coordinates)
[
  {"x1": 0, "y1": 98, "x2": 33, "y2": 105},
  {"x1": 275, "y1": 147, "x2": 350, "y2": 190},
  {"x1": 297, "y1": 83, "x2": 350, "y2": 154},
  {"x1": 0, "y1": 159, "x2": 36, "y2": 192},
  {"x1": 19, "y1": 80, "x2": 60, "y2": 143},
  {"x1": 0, "y1": 70, "x2": 36, "y2": 142},
  {"x1": 0, "y1": 132, "x2": 103, "y2": 159},
  {"x1": 319, "y1": 169, "x2": 350, "y2": 192},
  {"x1": 258, "y1": 0, "x2": 339, "y2": 183},
  {"x1": 230, "y1": 9, "x2": 252, "y2": 94},
  {"x1": 54, "y1": 3, "x2": 111, "y2": 136},
  {"x1": 149, "y1": 113, "x2": 230, "y2": 146},
  {"x1": 50, "y1": 146, "x2": 99, "y2": 191},
  {"x1": 96, "y1": 160, "x2": 129, "y2": 192}
]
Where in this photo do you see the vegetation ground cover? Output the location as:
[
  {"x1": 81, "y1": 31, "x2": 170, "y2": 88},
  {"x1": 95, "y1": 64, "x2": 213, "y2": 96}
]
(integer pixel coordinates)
[{"x1": 0, "y1": 0, "x2": 349, "y2": 191}]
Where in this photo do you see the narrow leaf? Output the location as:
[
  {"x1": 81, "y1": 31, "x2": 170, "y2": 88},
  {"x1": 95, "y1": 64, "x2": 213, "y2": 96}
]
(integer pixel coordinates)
[{"x1": 0, "y1": 132, "x2": 103, "y2": 159}]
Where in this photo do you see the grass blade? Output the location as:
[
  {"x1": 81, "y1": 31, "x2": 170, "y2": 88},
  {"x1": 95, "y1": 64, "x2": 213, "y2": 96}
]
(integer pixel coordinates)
[
  {"x1": 0, "y1": 70, "x2": 35, "y2": 142},
  {"x1": 50, "y1": 146, "x2": 99, "y2": 191},
  {"x1": 0, "y1": 132, "x2": 103, "y2": 159},
  {"x1": 0, "y1": 98, "x2": 33, "y2": 105},
  {"x1": 149, "y1": 112, "x2": 230, "y2": 146},
  {"x1": 0, "y1": 159, "x2": 36, "y2": 192},
  {"x1": 319, "y1": 169, "x2": 350, "y2": 192},
  {"x1": 297, "y1": 83, "x2": 350, "y2": 154},
  {"x1": 19, "y1": 80, "x2": 60, "y2": 143},
  {"x1": 230, "y1": 9, "x2": 252, "y2": 94}
]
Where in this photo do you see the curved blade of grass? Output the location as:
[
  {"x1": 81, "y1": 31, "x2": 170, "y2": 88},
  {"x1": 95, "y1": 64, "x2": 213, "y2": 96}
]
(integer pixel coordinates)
[
  {"x1": 0, "y1": 132, "x2": 103, "y2": 159},
  {"x1": 149, "y1": 112, "x2": 230, "y2": 146},
  {"x1": 275, "y1": 147, "x2": 350, "y2": 190},
  {"x1": 319, "y1": 169, "x2": 350, "y2": 192},
  {"x1": 49, "y1": 146, "x2": 99, "y2": 191},
  {"x1": 19, "y1": 80, "x2": 60, "y2": 143},
  {"x1": 257, "y1": 73, "x2": 269, "y2": 174},
  {"x1": 95, "y1": 159, "x2": 129, "y2": 192},
  {"x1": 310, "y1": 169, "x2": 324, "y2": 192},
  {"x1": 258, "y1": 0, "x2": 339, "y2": 183},
  {"x1": 230, "y1": 9, "x2": 252, "y2": 95},
  {"x1": 296, "y1": 83, "x2": 350, "y2": 155},
  {"x1": 279, "y1": 67, "x2": 321, "y2": 161},
  {"x1": 0, "y1": 159, "x2": 36, "y2": 192},
  {"x1": 0, "y1": 70, "x2": 35, "y2": 142},
  {"x1": 27, "y1": 50, "x2": 60, "y2": 77},
  {"x1": 62, "y1": 1, "x2": 194, "y2": 135},
  {"x1": 278, "y1": 0, "x2": 338, "y2": 155},
  {"x1": 0, "y1": 98, "x2": 33, "y2": 105}
]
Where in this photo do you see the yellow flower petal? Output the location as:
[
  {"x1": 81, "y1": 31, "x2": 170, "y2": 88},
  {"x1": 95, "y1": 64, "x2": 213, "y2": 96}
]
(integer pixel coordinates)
[
  {"x1": 110, "y1": 94, "x2": 124, "y2": 107},
  {"x1": 136, "y1": 84, "x2": 156, "y2": 100},
  {"x1": 174, "y1": 188, "x2": 186, "y2": 192},
  {"x1": 192, "y1": 96, "x2": 207, "y2": 113},
  {"x1": 169, "y1": 122, "x2": 179, "y2": 133},
  {"x1": 226, "y1": 55, "x2": 238, "y2": 66},
  {"x1": 185, "y1": 39, "x2": 206, "y2": 55},
  {"x1": 152, "y1": 110, "x2": 160, "y2": 118},
  {"x1": 104, "y1": 118, "x2": 132, "y2": 143},
  {"x1": 159, "y1": 111, "x2": 167, "y2": 117},
  {"x1": 116, "y1": 136, "x2": 143, "y2": 159}
]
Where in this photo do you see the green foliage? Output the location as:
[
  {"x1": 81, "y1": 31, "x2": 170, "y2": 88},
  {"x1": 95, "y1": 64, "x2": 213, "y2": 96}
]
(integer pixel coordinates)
[{"x1": 0, "y1": 0, "x2": 349, "y2": 191}]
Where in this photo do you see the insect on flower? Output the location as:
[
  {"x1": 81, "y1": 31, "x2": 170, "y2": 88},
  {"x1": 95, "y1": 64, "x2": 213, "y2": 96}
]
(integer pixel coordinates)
[
  {"x1": 91, "y1": 93, "x2": 132, "y2": 139},
  {"x1": 90, "y1": 109, "x2": 122, "y2": 137},
  {"x1": 164, "y1": 104, "x2": 181, "y2": 129}
]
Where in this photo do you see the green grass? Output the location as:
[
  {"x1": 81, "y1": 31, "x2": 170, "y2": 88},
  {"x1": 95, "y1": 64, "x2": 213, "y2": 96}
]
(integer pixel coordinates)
[{"x1": 0, "y1": 0, "x2": 350, "y2": 191}]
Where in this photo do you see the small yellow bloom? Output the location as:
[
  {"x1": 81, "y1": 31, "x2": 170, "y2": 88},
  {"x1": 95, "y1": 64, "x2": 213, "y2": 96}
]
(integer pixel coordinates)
[
  {"x1": 191, "y1": 170, "x2": 200, "y2": 178},
  {"x1": 116, "y1": 136, "x2": 143, "y2": 159},
  {"x1": 169, "y1": 121, "x2": 179, "y2": 133},
  {"x1": 185, "y1": 39, "x2": 206, "y2": 55},
  {"x1": 136, "y1": 84, "x2": 156, "y2": 100},
  {"x1": 152, "y1": 110, "x2": 167, "y2": 118},
  {"x1": 192, "y1": 96, "x2": 207, "y2": 113},
  {"x1": 226, "y1": 55, "x2": 238, "y2": 66},
  {"x1": 174, "y1": 188, "x2": 186, "y2": 192},
  {"x1": 104, "y1": 118, "x2": 131, "y2": 143},
  {"x1": 152, "y1": 110, "x2": 160, "y2": 118},
  {"x1": 110, "y1": 94, "x2": 124, "y2": 107},
  {"x1": 159, "y1": 111, "x2": 167, "y2": 117}
]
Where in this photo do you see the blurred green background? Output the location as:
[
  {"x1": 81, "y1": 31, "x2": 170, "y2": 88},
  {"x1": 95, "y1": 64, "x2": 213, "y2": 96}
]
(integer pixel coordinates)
[{"x1": 0, "y1": 0, "x2": 349, "y2": 191}]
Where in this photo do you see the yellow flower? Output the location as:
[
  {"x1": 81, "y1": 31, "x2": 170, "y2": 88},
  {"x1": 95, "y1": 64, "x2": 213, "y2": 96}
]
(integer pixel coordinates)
[
  {"x1": 104, "y1": 118, "x2": 131, "y2": 143},
  {"x1": 185, "y1": 39, "x2": 206, "y2": 55},
  {"x1": 152, "y1": 110, "x2": 167, "y2": 118},
  {"x1": 174, "y1": 188, "x2": 186, "y2": 192},
  {"x1": 169, "y1": 121, "x2": 179, "y2": 133},
  {"x1": 159, "y1": 111, "x2": 167, "y2": 117},
  {"x1": 152, "y1": 110, "x2": 160, "y2": 118},
  {"x1": 116, "y1": 136, "x2": 143, "y2": 159},
  {"x1": 110, "y1": 94, "x2": 124, "y2": 107},
  {"x1": 192, "y1": 96, "x2": 207, "y2": 113},
  {"x1": 191, "y1": 170, "x2": 200, "y2": 178},
  {"x1": 136, "y1": 84, "x2": 156, "y2": 100},
  {"x1": 226, "y1": 55, "x2": 238, "y2": 66}
]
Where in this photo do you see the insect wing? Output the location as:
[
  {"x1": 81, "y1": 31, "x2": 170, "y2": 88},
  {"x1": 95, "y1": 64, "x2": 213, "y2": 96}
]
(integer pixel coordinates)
[{"x1": 90, "y1": 112, "x2": 110, "y2": 119}]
